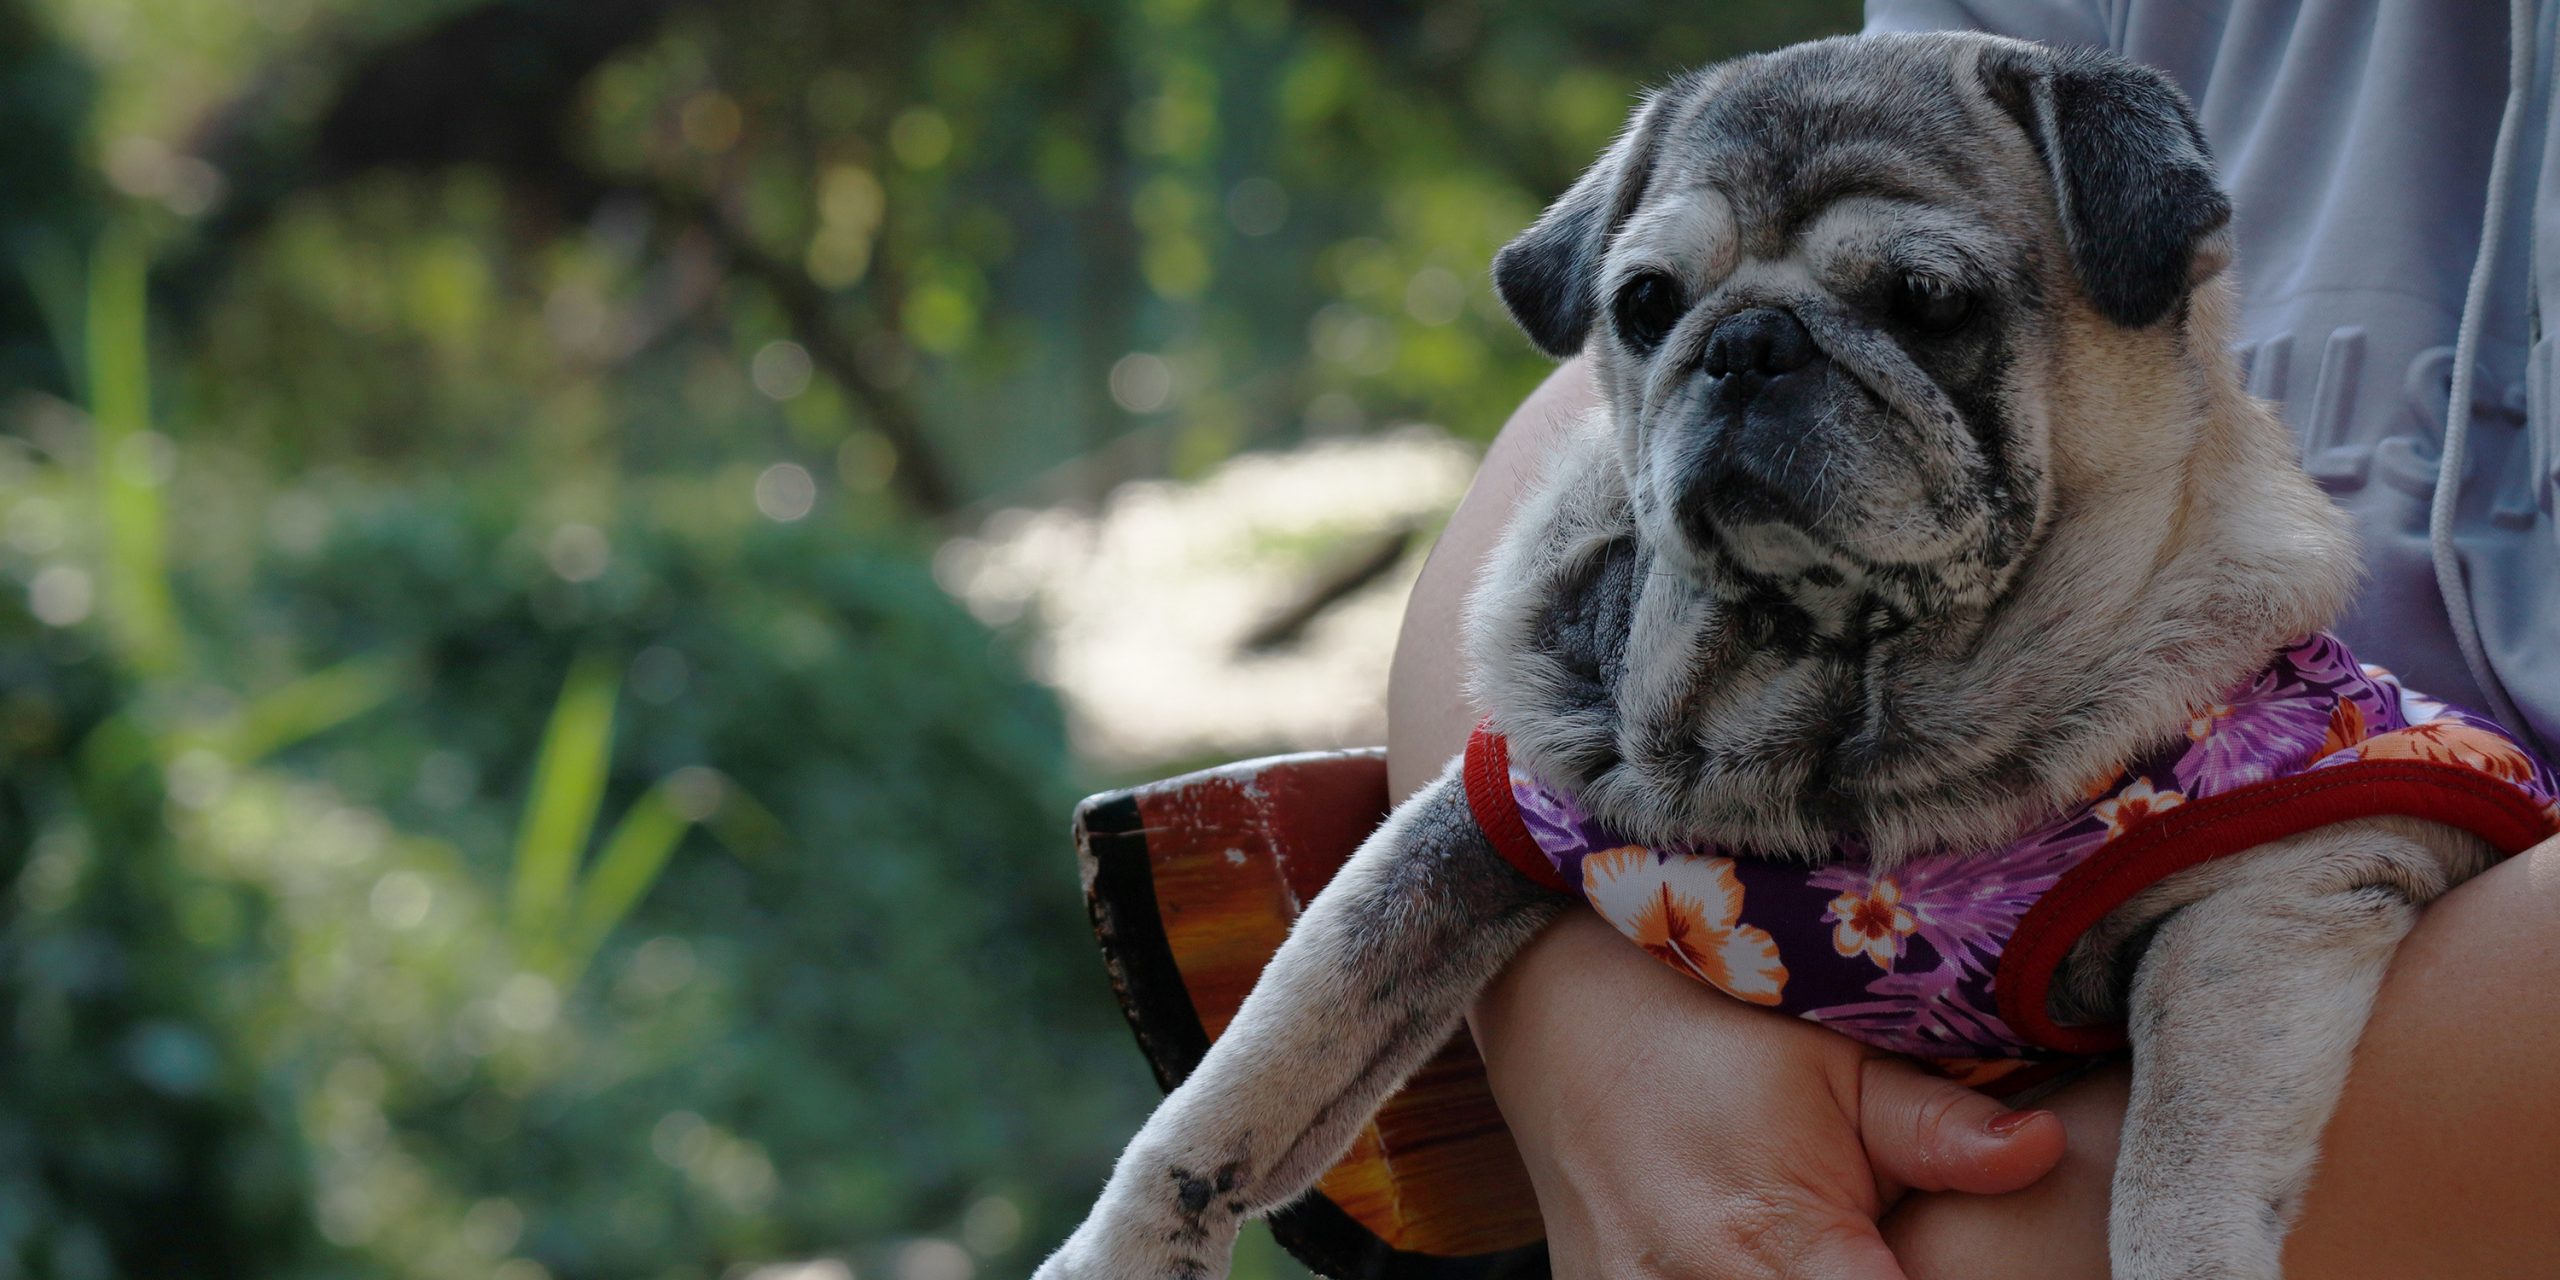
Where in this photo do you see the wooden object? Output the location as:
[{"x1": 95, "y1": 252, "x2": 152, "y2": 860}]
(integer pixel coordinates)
[{"x1": 1074, "y1": 748, "x2": 1549, "y2": 1279}]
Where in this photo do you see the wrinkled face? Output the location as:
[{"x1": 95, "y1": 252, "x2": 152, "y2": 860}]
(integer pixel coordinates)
[
  {"x1": 1603, "y1": 105, "x2": 2048, "y2": 608},
  {"x1": 1601, "y1": 51, "x2": 2055, "y2": 611},
  {"x1": 1496, "y1": 34, "x2": 2229, "y2": 618}
]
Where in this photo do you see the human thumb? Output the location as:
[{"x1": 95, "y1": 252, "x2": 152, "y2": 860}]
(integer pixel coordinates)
[{"x1": 1857, "y1": 1056, "x2": 2066, "y2": 1196}]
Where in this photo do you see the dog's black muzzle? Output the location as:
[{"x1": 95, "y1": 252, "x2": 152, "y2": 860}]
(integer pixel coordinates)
[{"x1": 1678, "y1": 306, "x2": 1840, "y2": 542}]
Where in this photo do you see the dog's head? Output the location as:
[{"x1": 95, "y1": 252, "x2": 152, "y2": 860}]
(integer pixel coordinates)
[
  {"x1": 1473, "y1": 34, "x2": 2357, "y2": 857},
  {"x1": 1493, "y1": 33, "x2": 2231, "y2": 613}
]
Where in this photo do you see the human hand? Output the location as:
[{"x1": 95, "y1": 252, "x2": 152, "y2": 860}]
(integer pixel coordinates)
[{"x1": 1470, "y1": 912, "x2": 2067, "y2": 1279}]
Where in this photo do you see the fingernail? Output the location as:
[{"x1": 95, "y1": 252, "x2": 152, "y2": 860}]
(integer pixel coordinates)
[{"x1": 1984, "y1": 1108, "x2": 2048, "y2": 1137}]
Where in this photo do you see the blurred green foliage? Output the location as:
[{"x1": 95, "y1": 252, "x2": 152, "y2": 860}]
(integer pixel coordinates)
[
  {"x1": 4, "y1": 294, "x2": 1145, "y2": 1277},
  {"x1": 0, "y1": 0, "x2": 1857, "y2": 1277}
]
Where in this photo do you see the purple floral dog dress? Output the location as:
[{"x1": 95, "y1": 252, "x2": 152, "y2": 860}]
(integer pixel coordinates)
[{"x1": 1466, "y1": 633, "x2": 2560, "y2": 1079}]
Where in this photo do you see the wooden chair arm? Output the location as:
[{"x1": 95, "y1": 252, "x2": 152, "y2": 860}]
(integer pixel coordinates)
[{"x1": 1074, "y1": 749, "x2": 1548, "y2": 1279}]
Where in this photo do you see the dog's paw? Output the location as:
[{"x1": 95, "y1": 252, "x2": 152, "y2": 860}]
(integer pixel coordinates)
[
  {"x1": 1031, "y1": 1217, "x2": 1231, "y2": 1280},
  {"x1": 1034, "y1": 1175, "x2": 1244, "y2": 1280},
  {"x1": 2109, "y1": 1205, "x2": 2283, "y2": 1280}
]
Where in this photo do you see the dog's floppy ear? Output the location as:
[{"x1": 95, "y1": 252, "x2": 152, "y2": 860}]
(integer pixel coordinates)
[
  {"x1": 1978, "y1": 44, "x2": 2231, "y2": 329},
  {"x1": 1491, "y1": 87, "x2": 1680, "y2": 359}
]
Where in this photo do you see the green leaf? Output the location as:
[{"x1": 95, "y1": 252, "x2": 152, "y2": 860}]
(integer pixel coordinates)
[
  {"x1": 214, "y1": 654, "x2": 411, "y2": 765},
  {"x1": 556, "y1": 782, "x2": 696, "y2": 983},
  {"x1": 85, "y1": 224, "x2": 182, "y2": 679},
  {"x1": 508, "y1": 652, "x2": 621, "y2": 948},
  {"x1": 702, "y1": 777, "x2": 790, "y2": 866}
]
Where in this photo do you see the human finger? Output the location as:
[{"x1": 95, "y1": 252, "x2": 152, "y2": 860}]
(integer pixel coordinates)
[{"x1": 1858, "y1": 1056, "x2": 2066, "y2": 1197}]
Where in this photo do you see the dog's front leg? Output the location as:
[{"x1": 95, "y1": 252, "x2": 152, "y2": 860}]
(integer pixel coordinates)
[
  {"x1": 1036, "y1": 762, "x2": 1565, "y2": 1280},
  {"x1": 2107, "y1": 818, "x2": 2487, "y2": 1280}
]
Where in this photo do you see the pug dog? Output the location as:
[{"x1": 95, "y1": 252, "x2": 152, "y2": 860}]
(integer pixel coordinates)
[{"x1": 1037, "y1": 31, "x2": 2550, "y2": 1280}]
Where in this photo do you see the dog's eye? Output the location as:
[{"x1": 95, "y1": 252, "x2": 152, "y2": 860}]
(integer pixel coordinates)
[
  {"x1": 1611, "y1": 271, "x2": 1688, "y2": 353},
  {"x1": 1888, "y1": 274, "x2": 1974, "y2": 336}
]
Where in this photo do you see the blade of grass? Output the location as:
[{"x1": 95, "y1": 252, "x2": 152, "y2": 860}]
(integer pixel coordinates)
[
  {"x1": 85, "y1": 225, "x2": 181, "y2": 679},
  {"x1": 555, "y1": 782, "x2": 696, "y2": 983},
  {"x1": 508, "y1": 653, "x2": 620, "y2": 946},
  {"x1": 213, "y1": 654, "x2": 410, "y2": 765},
  {"x1": 701, "y1": 779, "x2": 788, "y2": 866}
]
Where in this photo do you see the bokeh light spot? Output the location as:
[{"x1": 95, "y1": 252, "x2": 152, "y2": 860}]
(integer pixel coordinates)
[
  {"x1": 29, "y1": 566, "x2": 93, "y2": 627},
  {"x1": 369, "y1": 870, "x2": 433, "y2": 930},
  {"x1": 1404, "y1": 265, "x2": 1466, "y2": 326},
  {"x1": 460, "y1": 1198, "x2": 526, "y2": 1256},
  {"x1": 890, "y1": 107, "x2": 953, "y2": 168},
  {"x1": 960, "y1": 1196, "x2": 1023, "y2": 1256},
  {"x1": 741, "y1": 1263, "x2": 854, "y2": 1280},
  {"x1": 838, "y1": 430, "x2": 900, "y2": 494},
  {"x1": 626, "y1": 936, "x2": 698, "y2": 999},
  {"x1": 680, "y1": 91, "x2": 743, "y2": 154},
  {"x1": 751, "y1": 340, "x2": 814, "y2": 401},
  {"x1": 545, "y1": 523, "x2": 611, "y2": 582},
  {"x1": 893, "y1": 1239, "x2": 973, "y2": 1280},
  {"x1": 754, "y1": 463, "x2": 818, "y2": 522},
  {"x1": 652, "y1": 1111, "x2": 708, "y2": 1166},
  {"x1": 493, "y1": 974, "x2": 559, "y2": 1034},
  {"x1": 630, "y1": 645, "x2": 691, "y2": 704},
  {"x1": 666, "y1": 765, "x2": 726, "y2": 820},
  {"x1": 1225, "y1": 176, "x2": 1287, "y2": 236},
  {"x1": 1108, "y1": 353, "x2": 1173, "y2": 413}
]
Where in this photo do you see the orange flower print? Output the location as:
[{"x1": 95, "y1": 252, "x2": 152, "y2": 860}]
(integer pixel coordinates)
[
  {"x1": 1580, "y1": 845, "x2": 1788, "y2": 1006},
  {"x1": 2185, "y1": 702, "x2": 2233, "y2": 742},
  {"x1": 2076, "y1": 764, "x2": 2127, "y2": 803},
  {"x1": 1825, "y1": 876, "x2": 1919, "y2": 970},
  {"x1": 2093, "y1": 778, "x2": 2185, "y2": 836},
  {"x1": 2315, "y1": 697, "x2": 2368, "y2": 762},
  {"x1": 2358, "y1": 721, "x2": 2538, "y2": 783}
]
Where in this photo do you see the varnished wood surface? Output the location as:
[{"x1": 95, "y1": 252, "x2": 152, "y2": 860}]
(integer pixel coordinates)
[{"x1": 1076, "y1": 749, "x2": 1545, "y2": 1275}]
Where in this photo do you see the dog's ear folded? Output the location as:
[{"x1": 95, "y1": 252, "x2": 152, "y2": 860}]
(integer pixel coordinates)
[
  {"x1": 1978, "y1": 44, "x2": 2232, "y2": 329},
  {"x1": 1491, "y1": 87, "x2": 1678, "y2": 359}
]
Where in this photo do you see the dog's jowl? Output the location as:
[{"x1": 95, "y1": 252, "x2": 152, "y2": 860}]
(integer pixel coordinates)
[{"x1": 1038, "y1": 32, "x2": 2560, "y2": 1280}]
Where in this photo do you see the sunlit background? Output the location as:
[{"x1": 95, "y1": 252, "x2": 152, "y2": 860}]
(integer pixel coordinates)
[{"x1": 0, "y1": 2, "x2": 1859, "y2": 1277}]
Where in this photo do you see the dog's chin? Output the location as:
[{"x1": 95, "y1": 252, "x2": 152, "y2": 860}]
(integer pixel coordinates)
[
  {"x1": 1696, "y1": 517, "x2": 1853, "y2": 585},
  {"x1": 1669, "y1": 496, "x2": 1921, "y2": 585},
  {"x1": 1649, "y1": 416, "x2": 2013, "y2": 598},
  {"x1": 1662, "y1": 498, "x2": 2025, "y2": 631}
]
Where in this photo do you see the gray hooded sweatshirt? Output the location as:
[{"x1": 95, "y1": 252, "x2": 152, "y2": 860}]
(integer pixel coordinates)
[{"x1": 1867, "y1": 0, "x2": 2558, "y2": 755}]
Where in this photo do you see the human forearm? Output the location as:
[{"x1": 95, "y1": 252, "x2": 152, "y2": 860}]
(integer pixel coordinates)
[
  {"x1": 1884, "y1": 835, "x2": 2560, "y2": 1279},
  {"x1": 1386, "y1": 358, "x2": 1594, "y2": 803}
]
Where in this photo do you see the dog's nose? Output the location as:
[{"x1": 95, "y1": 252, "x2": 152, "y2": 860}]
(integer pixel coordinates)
[
  {"x1": 1686, "y1": 306, "x2": 1833, "y2": 536},
  {"x1": 1702, "y1": 308, "x2": 1816, "y2": 380}
]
